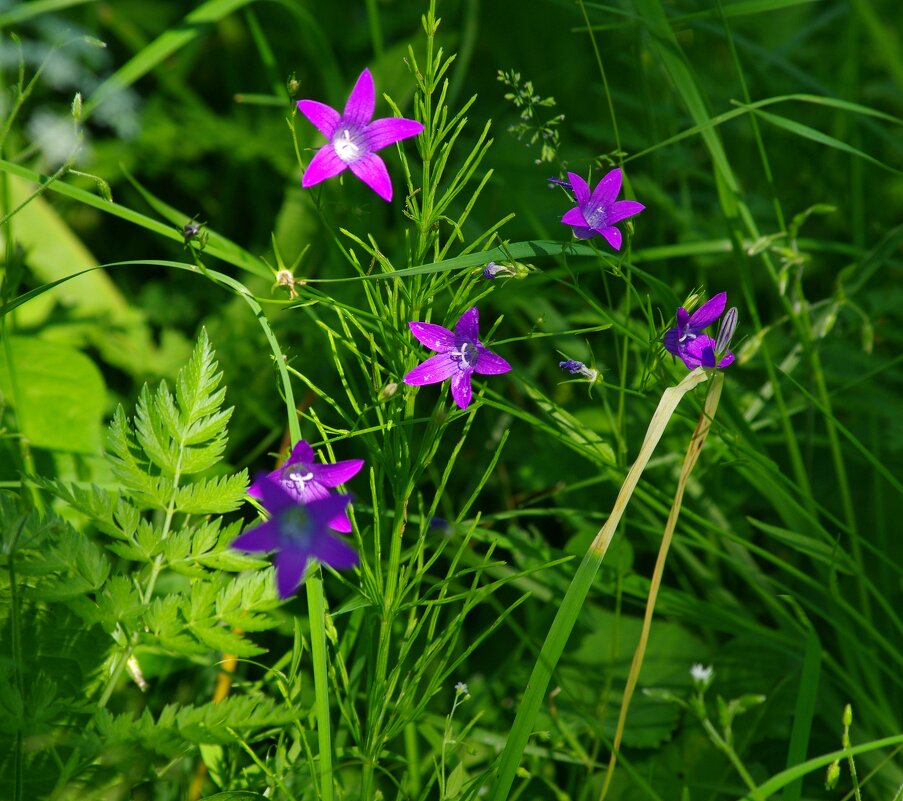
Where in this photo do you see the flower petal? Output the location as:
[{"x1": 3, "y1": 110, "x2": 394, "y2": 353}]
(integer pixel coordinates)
[
  {"x1": 598, "y1": 226, "x2": 622, "y2": 251},
  {"x1": 248, "y1": 468, "x2": 280, "y2": 499},
  {"x1": 561, "y1": 206, "x2": 589, "y2": 228},
  {"x1": 404, "y1": 353, "x2": 457, "y2": 385},
  {"x1": 408, "y1": 321, "x2": 456, "y2": 352},
  {"x1": 313, "y1": 458, "x2": 365, "y2": 488},
  {"x1": 364, "y1": 117, "x2": 423, "y2": 151},
  {"x1": 297, "y1": 99, "x2": 341, "y2": 139},
  {"x1": 303, "y1": 145, "x2": 349, "y2": 188},
  {"x1": 566, "y1": 172, "x2": 591, "y2": 206},
  {"x1": 328, "y1": 508, "x2": 353, "y2": 533},
  {"x1": 683, "y1": 335, "x2": 718, "y2": 369},
  {"x1": 454, "y1": 307, "x2": 480, "y2": 342},
  {"x1": 676, "y1": 307, "x2": 690, "y2": 332},
  {"x1": 571, "y1": 226, "x2": 597, "y2": 240},
  {"x1": 283, "y1": 478, "x2": 329, "y2": 505},
  {"x1": 689, "y1": 292, "x2": 727, "y2": 329},
  {"x1": 589, "y1": 167, "x2": 622, "y2": 208},
  {"x1": 606, "y1": 199, "x2": 645, "y2": 225},
  {"x1": 662, "y1": 328, "x2": 682, "y2": 358},
  {"x1": 231, "y1": 520, "x2": 281, "y2": 553},
  {"x1": 286, "y1": 440, "x2": 315, "y2": 466},
  {"x1": 250, "y1": 473, "x2": 296, "y2": 516},
  {"x1": 275, "y1": 547, "x2": 310, "y2": 598},
  {"x1": 343, "y1": 68, "x2": 375, "y2": 126},
  {"x1": 305, "y1": 493, "x2": 352, "y2": 532},
  {"x1": 347, "y1": 152, "x2": 393, "y2": 201},
  {"x1": 473, "y1": 346, "x2": 512, "y2": 376},
  {"x1": 311, "y1": 533, "x2": 359, "y2": 570},
  {"x1": 450, "y1": 368, "x2": 474, "y2": 409}
]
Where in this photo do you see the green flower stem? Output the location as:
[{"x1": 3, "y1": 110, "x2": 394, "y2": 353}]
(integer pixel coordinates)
[
  {"x1": 307, "y1": 574, "x2": 334, "y2": 801},
  {"x1": 701, "y1": 717, "x2": 765, "y2": 800},
  {"x1": 488, "y1": 368, "x2": 710, "y2": 801},
  {"x1": 7, "y1": 515, "x2": 27, "y2": 801}
]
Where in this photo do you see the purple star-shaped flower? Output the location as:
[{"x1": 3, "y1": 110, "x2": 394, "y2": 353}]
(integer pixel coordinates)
[
  {"x1": 248, "y1": 441, "x2": 363, "y2": 533},
  {"x1": 663, "y1": 291, "x2": 736, "y2": 370},
  {"x1": 560, "y1": 168, "x2": 645, "y2": 250},
  {"x1": 297, "y1": 68, "x2": 424, "y2": 202},
  {"x1": 232, "y1": 476, "x2": 357, "y2": 598},
  {"x1": 403, "y1": 306, "x2": 512, "y2": 410}
]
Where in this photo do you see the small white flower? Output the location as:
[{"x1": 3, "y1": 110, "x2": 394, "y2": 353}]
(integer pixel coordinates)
[
  {"x1": 455, "y1": 681, "x2": 469, "y2": 696},
  {"x1": 690, "y1": 663, "x2": 714, "y2": 687}
]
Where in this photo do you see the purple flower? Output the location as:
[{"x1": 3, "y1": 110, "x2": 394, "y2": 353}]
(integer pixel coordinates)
[
  {"x1": 663, "y1": 292, "x2": 736, "y2": 370},
  {"x1": 232, "y1": 476, "x2": 357, "y2": 598},
  {"x1": 297, "y1": 68, "x2": 424, "y2": 202},
  {"x1": 560, "y1": 168, "x2": 645, "y2": 250},
  {"x1": 249, "y1": 441, "x2": 363, "y2": 533},
  {"x1": 559, "y1": 359, "x2": 599, "y2": 382},
  {"x1": 483, "y1": 261, "x2": 516, "y2": 279},
  {"x1": 403, "y1": 306, "x2": 512, "y2": 409}
]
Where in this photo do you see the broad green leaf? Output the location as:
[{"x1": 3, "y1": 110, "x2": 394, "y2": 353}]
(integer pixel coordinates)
[{"x1": 0, "y1": 336, "x2": 106, "y2": 453}]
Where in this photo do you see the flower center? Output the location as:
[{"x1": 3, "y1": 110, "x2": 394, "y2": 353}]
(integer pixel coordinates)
[
  {"x1": 584, "y1": 203, "x2": 609, "y2": 230},
  {"x1": 333, "y1": 128, "x2": 362, "y2": 162},
  {"x1": 286, "y1": 468, "x2": 315, "y2": 492},
  {"x1": 280, "y1": 505, "x2": 313, "y2": 541},
  {"x1": 450, "y1": 341, "x2": 479, "y2": 370}
]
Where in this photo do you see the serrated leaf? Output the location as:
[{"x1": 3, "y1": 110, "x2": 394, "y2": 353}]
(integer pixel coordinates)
[
  {"x1": 188, "y1": 622, "x2": 264, "y2": 657},
  {"x1": 96, "y1": 576, "x2": 145, "y2": 632},
  {"x1": 174, "y1": 472, "x2": 249, "y2": 514},
  {"x1": 108, "y1": 406, "x2": 173, "y2": 509},
  {"x1": 164, "y1": 520, "x2": 265, "y2": 577},
  {"x1": 135, "y1": 383, "x2": 179, "y2": 474}
]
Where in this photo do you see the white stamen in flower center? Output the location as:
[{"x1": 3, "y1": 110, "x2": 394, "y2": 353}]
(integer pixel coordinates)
[
  {"x1": 287, "y1": 469, "x2": 315, "y2": 491},
  {"x1": 334, "y1": 128, "x2": 361, "y2": 162},
  {"x1": 584, "y1": 204, "x2": 608, "y2": 229},
  {"x1": 450, "y1": 342, "x2": 479, "y2": 370}
]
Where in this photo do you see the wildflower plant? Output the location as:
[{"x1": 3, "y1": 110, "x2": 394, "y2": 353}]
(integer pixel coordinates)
[
  {"x1": 404, "y1": 306, "x2": 512, "y2": 409},
  {"x1": 297, "y1": 67, "x2": 424, "y2": 201},
  {"x1": 559, "y1": 168, "x2": 645, "y2": 250}
]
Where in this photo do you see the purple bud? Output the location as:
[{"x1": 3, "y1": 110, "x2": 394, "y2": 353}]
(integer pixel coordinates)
[{"x1": 715, "y1": 307, "x2": 738, "y2": 356}]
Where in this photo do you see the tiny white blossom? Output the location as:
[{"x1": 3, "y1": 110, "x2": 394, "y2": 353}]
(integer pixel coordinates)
[
  {"x1": 690, "y1": 663, "x2": 714, "y2": 687},
  {"x1": 455, "y1": 682, "x2": 469, "y2": 696}
]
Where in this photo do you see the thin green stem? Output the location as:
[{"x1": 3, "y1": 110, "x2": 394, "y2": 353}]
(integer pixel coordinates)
[
  {"x1": 7, "y1": 515, "x2": 27, "y2": 801},
  {"x1": 307, "y1": 575, "x2": 335, "y2": 801},
  {"x1": 701, "y1": 718, "x2": 766, "y2": 801},
  {"x1": 577, "y1": 0, "x2": 622, "y2": 155}
]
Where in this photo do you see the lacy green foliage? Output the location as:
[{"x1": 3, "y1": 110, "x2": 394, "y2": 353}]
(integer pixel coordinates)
[
  {"x1": 0, "y1": 331, "x2": 285, "y2": 798},
  {"x1": 497, "y1": 69, "x2": 564, "y2": 164}
]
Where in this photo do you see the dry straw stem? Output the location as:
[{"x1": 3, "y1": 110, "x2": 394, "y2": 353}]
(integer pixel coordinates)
[
  {"x1": 599, "y1": 371, "x2": 725, "y2": 801},
  {"x1": 489, "y1": 366, "x2": 713, "y2": 801}
]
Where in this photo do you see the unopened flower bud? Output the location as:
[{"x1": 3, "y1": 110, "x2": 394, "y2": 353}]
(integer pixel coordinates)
[
  {"x1": 71, "y1": 92, "x2": 82, "y2": 121},
  {"x1": 842, "y1": 703, "x2": 852, "y2": 727},
  {"x1": 825, "y1": 760, "x2": 841, "y2": 790},
  {"x1": 378, "y1": 382, "x2": 398, "y2": 402},
  {"x1": 715, "y1": 306, "x2": 738, "y2": 356}
]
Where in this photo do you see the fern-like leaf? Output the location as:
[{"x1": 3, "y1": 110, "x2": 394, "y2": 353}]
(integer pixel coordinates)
[{"x1": 174, "y1": 472, "x2": 249, "y2": 514}]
